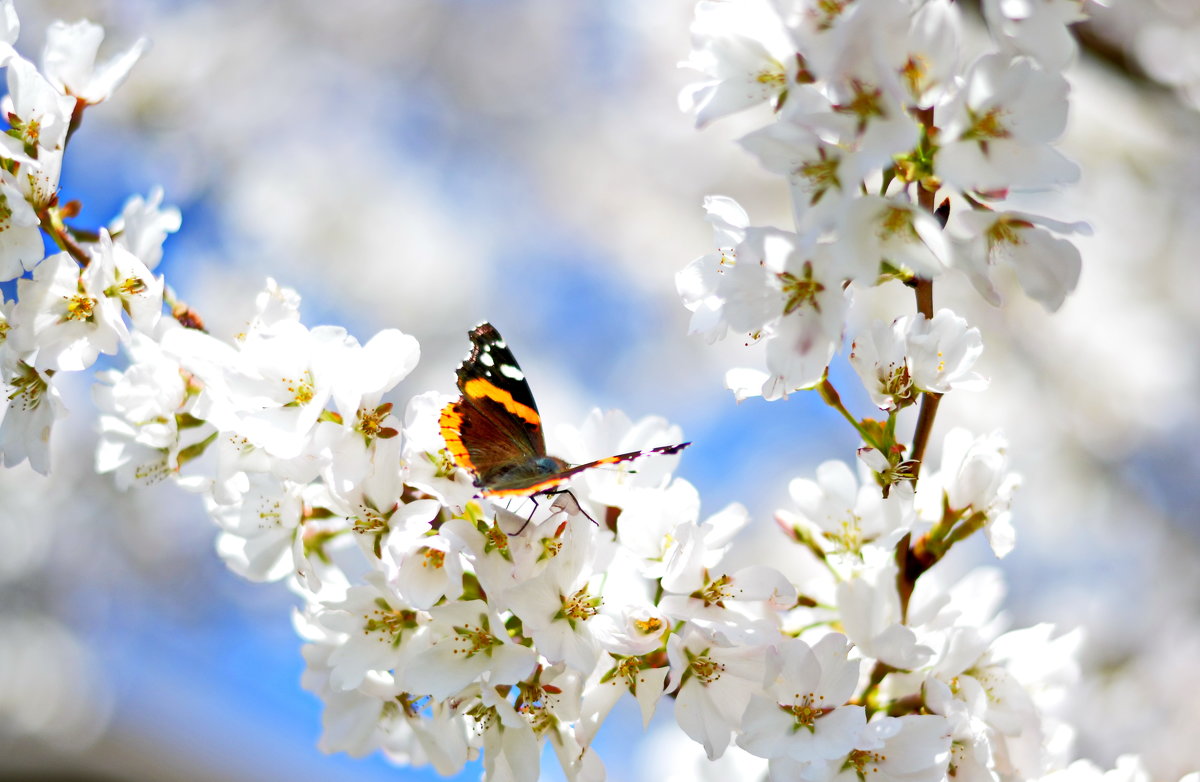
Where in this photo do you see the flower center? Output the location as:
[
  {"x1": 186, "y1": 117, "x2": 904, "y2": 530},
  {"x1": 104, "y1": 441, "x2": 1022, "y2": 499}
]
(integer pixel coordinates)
[
  {"x1": 118, "y1": 276, "x2": 147, "y2": 297},
  {"x1": 484, "y1": 523, "x2": 510, "y2": 554},
  {"x1": 254, "y1": 496, "x2": 284, "y2": 527},
  {"x1": 353, "y1": 507, "x2": 390, "y2": 535},
  {"x1": 826, "y1": 514, "x2": 865, "y2": 555},
  {"x1": 781, "y1": 692, "x2": 832, "y2": 732},
  {"x1": 561, "y1": 587, "x2": 600, "y2": 624},
  {"x1": 364, "y1": 601, "x2": 418, "y2": 645},
  {"x1": 355, "y1": 403, "x2": 394, "y2": 439},
  {"x1": 692, "y1": 573, "x2": 736, "y2": 608},
  {"x1": 878, "y1": 205, "x2": 917, "y2": 243},
  {"x1": 963, "y1": 106, "x2": 1010, "y2": 142},
  {"x1": 452, "y1": 622, "x2": 501, "y2": 658},
  {"x1": 985, "y1": 217, "x2": 1029, "y2": 253},
  {"x1": 616, "y1": 656, "x2": 643, "y2": 687},
  {"x1": 798, "y1": 154, "x2": 840, "y2": 201},
  {"x1": 516, "y1": 683, "x2": 560, "y2": 736},
  {"x1": 834, "y1": 80, "x2": 885, "y2": 133},
  {"x1": 877, "y1": 360, "x2": 912, "y2": 401},
  {"x1": 689, "y1": 653, "x2": 724, "y2": 685},
  {"x1": 466, "y1": 703, "x2": 498, "y2": 734},
  {"x1": 755, "y1": 60, "x2": 787, "y2": 87},
  {"x1": 63, "y1": 293, "x2": 96, "y2": 322},
  {"x1": 284, "y1": 372, "x2": 315, "y2": 406},
  {"x1": 778, "y1": 261, "x2": 826, "y2": 316},
  {"x1": 422, "y1": 547, "x2": 445, "y2": 569},
  {"x1": 901, "y1": 54, "x2": 930, "y2": 96},
  {"x1": 814, "y1": 0, "x2": 851, "y2": 30},
  {"x1": 846, "y1": 748, "x2": 886, "y2": 777},
  {"x1": 6, "y1": 361, "x2": 46, "y2": 409}
]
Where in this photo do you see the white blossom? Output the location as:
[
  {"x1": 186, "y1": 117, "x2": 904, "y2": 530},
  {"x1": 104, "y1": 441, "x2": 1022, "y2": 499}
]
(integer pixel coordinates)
[
  {"x1": 94, "y1": 331, "x2": 188, "y2": 488},
  {"x1": 11, "y1": 252, "x2": 127, "y2": 371},
  {"x1": 211, "y1": 473, "x2": 304, "y2": 582},
  {"x1": 315, "y1": 574, "x2": 429, "y2": 692},
  {"x1": 938, "y1": 54, "x2": 1078, "y2": 192},
  {"x1": 836, "y1": 195, "x2": 950, "y2": 283},
  {"x1": 41, "y1": 19, "x2": 147, "y2": 104},
  {"x1": 835, "y1": 714, "x2": 952, "y2": 782},
  {"x1": 89, "y1": 229, "x2": 163, "y2": 332},
  {"x1": 0, "y1": 0, "x2": 17, "y2": 65},
  {"x1": 738, "y1": 634, "x2": 866, "y2": 765},
  {"x1": 109, "y1": 188, "x2": 181, "y2": 270},
  {"x1": 0, "y1": 170, "x2": 44, "y2": 281},
  {"x1": 836, "y1": 562, "x2": 932, "y2": 670},
  {"x1": 983, "y1": 0, "x2": 1089, "y2": 71},
  {"x1": 676, "y1": 195, "x2": 749, "y2": 344},
  {"x1": 667, "y1": 629, "x2": 770, "y2": 759},
  {"x1": 906, "y1": 310, "x2": 987, "y2": 395},
  {"x1": 506, "y1": 523, "x2": 607, "y2": 673},
  {"x1": 919, "y1": 428, "x2": 1020, "y2": 558},
  {"x1": 777, "y1": 460, "x2": 914, "y2": 565},
  {"x1": 679, "y1": 0, "x2": 796, "y2": 128},
  {"x1": 579, "y1": 653, "x2": 669, "y2": 746},
  {"x1": 953, "y1": 209, "x2": 1088, "y2": 312},
  {"x1": 0, "y1": 354, "x2": 63, "y2": 473},
  {"x1": 0, "y1": 55, "x2": 74, "y2": 162},
  {"x1": 399, "y1": 600, "x2": 535, "y2": 700}
]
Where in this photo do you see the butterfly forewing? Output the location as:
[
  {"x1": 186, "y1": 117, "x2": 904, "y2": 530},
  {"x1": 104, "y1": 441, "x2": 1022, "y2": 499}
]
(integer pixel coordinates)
[
  {"x1": 440, "y1": 323, "x2": 549, "y2": 487},
  {"x1": 456, "y1": 323, "x2": 543, "y2": 430}
]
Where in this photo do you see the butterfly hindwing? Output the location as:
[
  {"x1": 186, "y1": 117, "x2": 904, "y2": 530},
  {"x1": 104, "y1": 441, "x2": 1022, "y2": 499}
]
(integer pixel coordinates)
[{"x1": 482, "y1": 442, "x2": 691, "y2": 497}]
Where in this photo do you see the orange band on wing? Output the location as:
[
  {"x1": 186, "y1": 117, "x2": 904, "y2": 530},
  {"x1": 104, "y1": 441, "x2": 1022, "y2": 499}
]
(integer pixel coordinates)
[
  {"x1": 462, "y1": 378, "x2": 541, "y2": 427},
  {"x1": 439, "y1": 401, "x2": 476, "y2": 472},
  {"x1": 578, "y1": 454, "x2": 627, "y2": 467},
  {"x1": 482, "y1": 476, "x2": 570, "y2": 497}
]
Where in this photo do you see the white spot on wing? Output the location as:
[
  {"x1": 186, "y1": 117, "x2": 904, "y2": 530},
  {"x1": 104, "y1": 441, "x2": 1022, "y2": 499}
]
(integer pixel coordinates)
[
  {"x1": 480, "y1": 351, "x2": 494, "y2": 366},
  {"x1": 499, "y1": 363, "x2": 524, "y2": 381}
]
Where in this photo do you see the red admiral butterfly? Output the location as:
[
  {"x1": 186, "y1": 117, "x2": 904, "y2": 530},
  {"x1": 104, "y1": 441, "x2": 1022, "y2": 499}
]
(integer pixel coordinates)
[{"x1": 439, "y1": 323, "x2": 690, "y2": 518}]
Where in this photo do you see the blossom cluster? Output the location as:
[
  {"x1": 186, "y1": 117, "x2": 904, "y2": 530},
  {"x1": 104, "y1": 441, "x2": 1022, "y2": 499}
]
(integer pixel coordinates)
[
  {"x1": 677, "y1": 0, "x2": 1091, "y2": 402},
  {"x1": 0, "y1": 2, "x2": 1191, "y2": 782},
  {"x1": 667, "y1": 2, "x2": 1172, "y2": 782},
  {"x1": 0, "y1": 1, "x2": 165, "y2": 474}
]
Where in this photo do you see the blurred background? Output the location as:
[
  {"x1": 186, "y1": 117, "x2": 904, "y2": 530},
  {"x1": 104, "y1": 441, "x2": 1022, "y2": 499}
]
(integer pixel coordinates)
[{"x1": 1, "y1": 0, "x2": 1197, "y2": 780}]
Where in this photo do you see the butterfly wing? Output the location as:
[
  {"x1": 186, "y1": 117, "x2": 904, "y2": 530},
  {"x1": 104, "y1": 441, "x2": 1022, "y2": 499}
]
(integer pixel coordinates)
[
  {"x1": 439, "y1": 323, "x2": 549, "y2": 487},
  {"x1": 440, "y1": 323, "x2": 692, "y2": 500},
  {"x1": 480, "y1": 442, "x2": 692, "y2": 498}
]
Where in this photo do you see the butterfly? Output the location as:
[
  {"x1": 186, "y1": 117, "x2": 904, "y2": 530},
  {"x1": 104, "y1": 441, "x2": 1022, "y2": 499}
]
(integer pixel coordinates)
[{"x1": 439, "y1": 322, "x2": 689, "y2": 527}]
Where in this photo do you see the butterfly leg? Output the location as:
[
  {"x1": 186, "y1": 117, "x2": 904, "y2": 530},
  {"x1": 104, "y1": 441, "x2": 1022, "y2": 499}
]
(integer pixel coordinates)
[
  {"x1": 506, "y1": 490, "x2": 598, "y2": 536},
  {"x1": 546, "y1": 489, "x2": 598, "y2": 526},
  {"x1": 508, "y1": 497, "x2": 541, "y2": 537}
]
